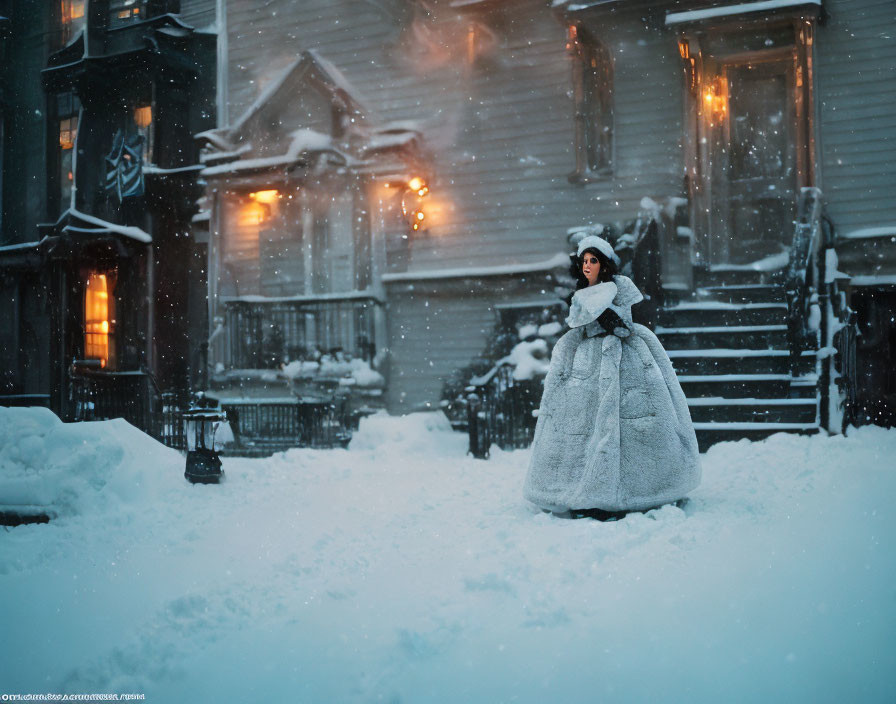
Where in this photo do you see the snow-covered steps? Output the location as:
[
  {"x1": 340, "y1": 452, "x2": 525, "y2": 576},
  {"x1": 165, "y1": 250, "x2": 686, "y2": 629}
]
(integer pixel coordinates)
[
  {"x1": 678, "y1": 373, "x2": 817, "y2": 399},
  {"x1": 692, "y1": 421, "x2": 820, "y2": 451},
  {"x1": 659, "y1": 301, "x2": 788, "y2": 328},
  {"x1": 656, "y1": 324, "x2": 787, "y2": 350},
  {"x1": 687, "y1": 397, "x2": 818, "y2": 424},
  {"x1": 659, "y1": 273, "x2": 820, "y2": 449},
  {"x1": 668, "y1": 348, "x2": 816, "y2": 376}
]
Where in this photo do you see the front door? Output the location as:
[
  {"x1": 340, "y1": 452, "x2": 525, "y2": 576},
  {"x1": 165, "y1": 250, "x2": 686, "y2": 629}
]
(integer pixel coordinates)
[
  {"x1": 692, "y1": 23, "x2": 815, "y2": 267},
  {"x1": 717, "y1": 59, "x2": 797, "y2": 264}
]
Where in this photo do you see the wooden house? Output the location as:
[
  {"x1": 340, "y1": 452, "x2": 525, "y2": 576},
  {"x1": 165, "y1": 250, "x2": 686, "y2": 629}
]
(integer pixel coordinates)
[
  {"x1": 82, "y1": 0, "x2": 882, "y2": 447},
  {"x1": 0, "y1": 0, "x2": 215, "y2": 430}
]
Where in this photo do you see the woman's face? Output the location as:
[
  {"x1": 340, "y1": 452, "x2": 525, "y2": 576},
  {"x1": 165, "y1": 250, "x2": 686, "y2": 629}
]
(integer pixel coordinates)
[{"x1": 582, "y1": 252, "x2": 601, "y2": 286}]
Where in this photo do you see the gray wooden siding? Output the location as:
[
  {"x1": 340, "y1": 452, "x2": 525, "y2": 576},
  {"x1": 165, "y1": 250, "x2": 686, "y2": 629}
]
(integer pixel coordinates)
[
  {"x1": 222, "y1": 0, "x2": 685, "y2": 271},
  {"x1": 217, "y1": 0, "x2": 690, "y2": 409},
  {"x1": 383, "y1": 274, "x2": 561, "y2": 411},
  {"x1": 178, "y1": 0, "x2": 216, "y2": 30},
  {"x1": 817, "y1": 0, "x2": 896, "y2": 238}
]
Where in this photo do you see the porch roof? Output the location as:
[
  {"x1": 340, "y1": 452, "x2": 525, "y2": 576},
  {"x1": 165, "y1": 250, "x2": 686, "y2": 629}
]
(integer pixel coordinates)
[
  {"x1": 63, "y1": 208, "x2": 152, "y2": 244},
  {"x1": 666, "y1": 0, "x2": 821, "y2": 25}
]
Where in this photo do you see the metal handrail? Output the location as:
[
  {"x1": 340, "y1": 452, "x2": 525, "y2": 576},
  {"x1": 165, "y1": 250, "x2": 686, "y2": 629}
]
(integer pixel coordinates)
[{"x1": 784, "y1": 187, "x2": 824, "y2": 371}]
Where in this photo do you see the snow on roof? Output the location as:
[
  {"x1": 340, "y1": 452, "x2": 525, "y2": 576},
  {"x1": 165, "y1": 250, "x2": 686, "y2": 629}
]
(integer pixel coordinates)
[
  {"x1": 840, "y1": 226, "x2": 896, "y2": 240},
  {"x1": 200, "y1": 128, "x2": 337, "y2": 178},
  {"x1": 64, "y1": 208, "x2": 152, "y2": 244},
  {"x1": 194, "y1": 129, "x2": 237, "y2": 151},
  {"x1": 848, "y1": 274, "x2": 896, "y2": 287},
  {"x1": 381, "y1": 252, "x2": 570, "y2": 283},
  {"x1": 551, "y1": 0, "x2": 621, "y2": 10},
  {"x1": 229, "y1": 50, "x2": 365, "y2": 136},
  {"x1": 200, "y1": 154, "x2": 301, "y2": 177},
  {"x1": 0, "y1": 238, "x2": 46, "y2": 252},
  {"x1": 142, "y1": 164, "x2": 203, "y2": 176},
  {"x1": 364, "y1": 131, "x2": 418, "y2": 153},
  {"x1": 666, "y1": 0, "x2": 821, "y2": 25},
  {"x1": 222, "y1": 290, "x2": 383, "y2": 305}
]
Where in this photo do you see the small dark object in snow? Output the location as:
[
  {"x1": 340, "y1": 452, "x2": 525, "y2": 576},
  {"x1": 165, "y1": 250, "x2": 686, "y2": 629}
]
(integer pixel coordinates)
[
  {"x1": 547, "y1": 498, "x2": 689, "y2": 522},
  {"x1": 0, "y1": 511, "x2": 51, "y2": 527},
  {"x1": 184, "y1": 449, "x2": 224, "y2": 484}
]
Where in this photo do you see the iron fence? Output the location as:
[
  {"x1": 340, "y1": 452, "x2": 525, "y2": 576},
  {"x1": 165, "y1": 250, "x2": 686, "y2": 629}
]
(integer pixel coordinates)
[
  {"x1": 220, "y1": 398, "x2": 353, "y2": 455},
  {"x1": 466, "y1": 364, "x2": 543, "y2": 459}
]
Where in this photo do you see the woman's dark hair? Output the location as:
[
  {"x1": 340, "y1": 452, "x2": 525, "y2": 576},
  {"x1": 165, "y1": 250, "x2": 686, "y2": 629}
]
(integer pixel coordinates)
[{"x1": 569, "y1": 246, "x2": 618, "y2": 291}]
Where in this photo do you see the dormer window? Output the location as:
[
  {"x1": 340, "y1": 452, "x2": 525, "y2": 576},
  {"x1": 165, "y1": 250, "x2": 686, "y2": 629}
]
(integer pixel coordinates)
[{"x1": 109, "y1": 0, "x2": 145, "y2": 28}]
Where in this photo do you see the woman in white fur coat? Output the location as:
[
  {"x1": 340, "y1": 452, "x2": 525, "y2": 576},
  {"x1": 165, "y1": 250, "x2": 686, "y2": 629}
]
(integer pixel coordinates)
[{"x1": 523, "y1": 235, "x2": 701, "y2": 515}]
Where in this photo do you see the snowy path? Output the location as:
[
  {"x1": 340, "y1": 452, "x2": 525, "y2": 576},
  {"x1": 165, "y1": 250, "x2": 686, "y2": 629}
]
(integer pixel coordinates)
[{"x1": 1, "y1": 408, "x2": 894, "y2": 702}]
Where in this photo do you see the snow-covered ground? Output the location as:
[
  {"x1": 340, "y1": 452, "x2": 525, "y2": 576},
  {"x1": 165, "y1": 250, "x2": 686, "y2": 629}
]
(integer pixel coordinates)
[{"x1": 1, "y1": 406, "x2": 894, "y2": 702}]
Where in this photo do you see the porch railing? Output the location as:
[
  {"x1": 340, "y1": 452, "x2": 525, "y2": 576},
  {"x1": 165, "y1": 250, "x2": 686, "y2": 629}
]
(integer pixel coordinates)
[
  {"x1": 784, "y1": 187, "x2": 825, "y2": 371},
  {"x1": 784, "y1": 186, "x2": 859, "y2": 431},
  {"x1": 224, "y1": 294, "x2": 382, "y2": 369},
  {"x1": 220, "y1": 398, "x2": 353, "y2": 455},
  {"x1": 69, "y1": 368, "x2": 188, "y2": 450}
]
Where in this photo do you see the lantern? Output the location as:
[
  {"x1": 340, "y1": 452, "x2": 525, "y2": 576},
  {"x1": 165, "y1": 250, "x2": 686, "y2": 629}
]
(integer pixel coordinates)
[{"x1": 183, "y1": 397, "x2": 228, "y2": 484}]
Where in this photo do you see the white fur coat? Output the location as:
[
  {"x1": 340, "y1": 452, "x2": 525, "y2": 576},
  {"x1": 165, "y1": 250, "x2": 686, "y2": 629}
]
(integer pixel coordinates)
[{"x1": 523, "y1": 276, "x2": 701, "y2": 512}]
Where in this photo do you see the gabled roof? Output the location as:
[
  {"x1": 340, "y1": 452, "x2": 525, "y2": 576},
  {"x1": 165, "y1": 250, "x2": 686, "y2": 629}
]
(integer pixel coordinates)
[{"x1": 229, "y1": 49, "x2": 367, "y2": 136}]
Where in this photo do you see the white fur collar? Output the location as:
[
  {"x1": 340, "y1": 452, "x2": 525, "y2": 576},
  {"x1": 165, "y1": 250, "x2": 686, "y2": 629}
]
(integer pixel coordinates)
[{"x1": 565, "y1": 275, "x2": 644, "y2": 328}]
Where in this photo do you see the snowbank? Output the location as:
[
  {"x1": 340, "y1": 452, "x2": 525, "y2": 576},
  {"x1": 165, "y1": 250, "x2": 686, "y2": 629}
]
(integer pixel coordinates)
[
  {"x1": 0, "y1": 406, "x2": 183, "y2": 518},
  {"x1": 1, "y1": 407, "x2": 894, "y2": 702}
]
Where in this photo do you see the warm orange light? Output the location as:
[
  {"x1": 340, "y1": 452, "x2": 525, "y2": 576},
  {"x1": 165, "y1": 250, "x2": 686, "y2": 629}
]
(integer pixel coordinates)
[
  {"x1": 408, "y1": 177, "x2": 424, "y2": 192},
  {"x1": 134, "y1": 106, "x2": 152, "y2": 129},
  {"x1": 250, "y1": 189, "x2": 280, "y2": 204},
  {"x1": 62, "y1": 0, "x2": 85, "y2": 23},
  {"x1": 704, "y1": 91, "x2": 714, "y2": 104},
  {"x1": 85, "y1": 272, "x2": 110, "y2": 367},
  {"x1": 416, "y1": 211, "x2": 425, "y2": 221},
  {"x1": 238, "y1": 201, "x2": 271, "y2": 226}
]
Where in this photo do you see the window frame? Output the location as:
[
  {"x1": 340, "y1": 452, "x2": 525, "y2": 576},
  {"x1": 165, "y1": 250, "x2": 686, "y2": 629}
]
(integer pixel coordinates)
[
  {"x1": 58, "y1": 0, "x2": 87, "y2": 47},
  {"x1": 55, "y1": 91, "x2": 81, "y2": 211},
  {"x1": 108, "y1": 0, "x2": 148, "y2": 29},
  {"x1": 568, "y1": 25, "x2": 615, "y2": 184}
]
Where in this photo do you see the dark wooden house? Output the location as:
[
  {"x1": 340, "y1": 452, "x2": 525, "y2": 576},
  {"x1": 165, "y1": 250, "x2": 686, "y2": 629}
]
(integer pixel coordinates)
[{"x1": 0, "y1": 0, "x2": 215, "y2": 430}]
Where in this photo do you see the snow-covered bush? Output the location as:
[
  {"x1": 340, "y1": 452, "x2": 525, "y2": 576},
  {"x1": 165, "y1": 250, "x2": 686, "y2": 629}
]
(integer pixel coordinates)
[{"x1": 439, "y1": 305, "x2": 564, "y2": 427}]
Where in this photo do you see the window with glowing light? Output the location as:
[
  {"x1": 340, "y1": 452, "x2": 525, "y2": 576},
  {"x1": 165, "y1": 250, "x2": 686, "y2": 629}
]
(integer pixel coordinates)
[
  {"x1": 59, "y1": 0, "x2": 86, "y2": 45},
  {"x1": 84, "y1": 272, "x2": 117, "y2": 369},
  {"x1": 109, "y1": 0, "x2": 145, "y2": 28},
  {"x1": 57, "y1": 92, "x2": 81, "y2": 208},
  {"x1": 569, "y1": 27, "x2": 614, "y2": 178},
  {"x1": 133, "y1": 104, "x2": 153, "y2": 163}
]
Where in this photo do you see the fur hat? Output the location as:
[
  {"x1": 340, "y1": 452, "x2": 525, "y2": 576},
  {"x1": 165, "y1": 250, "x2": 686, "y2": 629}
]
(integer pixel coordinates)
[{"x1": 576, "y1": 235, "x2": 620, "y2": 265}]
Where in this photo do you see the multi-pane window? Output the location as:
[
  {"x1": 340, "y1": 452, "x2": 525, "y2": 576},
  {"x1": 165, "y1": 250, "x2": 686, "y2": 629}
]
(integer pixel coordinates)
[
  {"x1": 84, "y1": 271, "x2": 116, "y2": 369},
  {"x1": 59, "y1": 0, "x2": 86, "y2": 45},
  {"x1": 57, "y1": 92, "x2": 81, "y2": 208},
  {"x1": 109, "y1": 0, "x2": 145, "y2": 28},
  {"x1": 569, "y1": 26, "x2": 614, "y2": 177}
]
